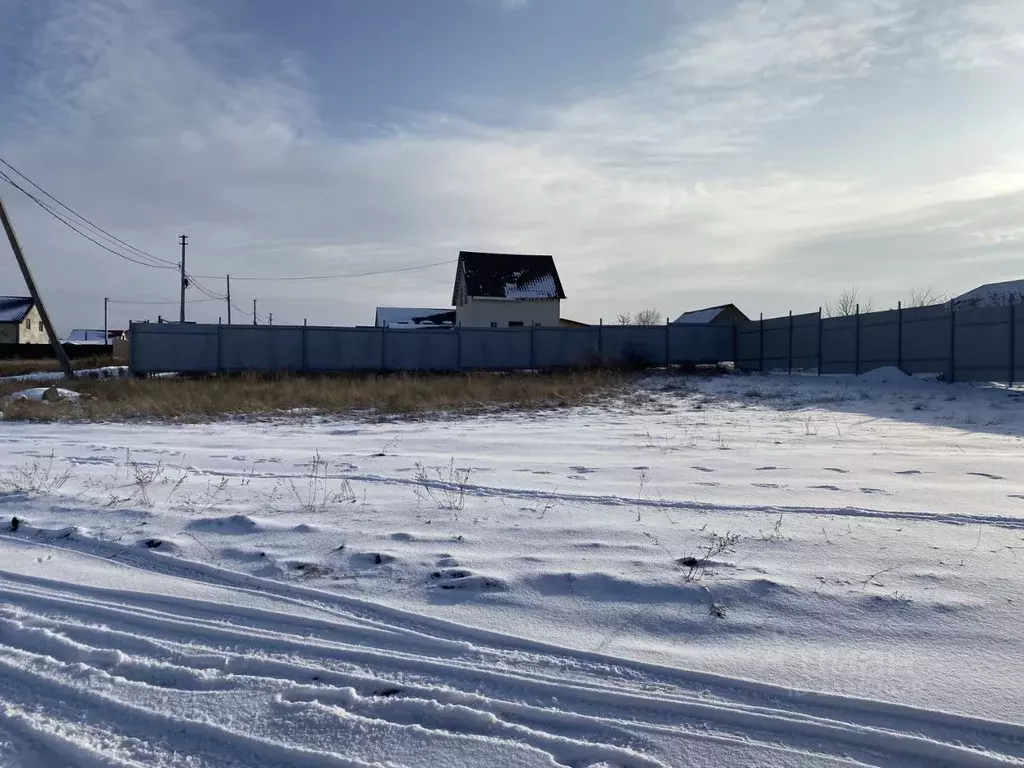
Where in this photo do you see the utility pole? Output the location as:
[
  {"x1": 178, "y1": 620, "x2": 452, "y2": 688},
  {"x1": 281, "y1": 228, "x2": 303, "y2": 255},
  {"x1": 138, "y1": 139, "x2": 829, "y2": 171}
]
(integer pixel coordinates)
[
  {"x1": 268, "y1": 312, "x2": 273, "y2": 326},
  {"x1": 103, "y1": 297, "x2": 109, "y2": 348},
  {"x1": 226, "y1": 275, "x2": 232, "y2": 324},
  {"x1": 253, "y1": 298, "x2": 257, "y2": 326},
  {"x1": 0, "y1": 198, "x2": 74, "y2": 379},
  {"x1": 178, "y1": 234, "x2": 188, "y2": 323}
]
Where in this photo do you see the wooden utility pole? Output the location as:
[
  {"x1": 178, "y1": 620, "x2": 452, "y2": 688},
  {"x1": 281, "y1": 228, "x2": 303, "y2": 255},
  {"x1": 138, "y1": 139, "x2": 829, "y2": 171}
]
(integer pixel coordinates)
[
  {"x1": 253, "y1": 298, "x2": 257, "y2": 326},
  {"x1": 0, "y1": 197, "x2": 74, "y2": 379},
  {"x1": 226, "y1": 275, "x2": 232, "y2": 324},
  {"x1": 178, "y1": 234, "x2": 188, "y2": 323}
]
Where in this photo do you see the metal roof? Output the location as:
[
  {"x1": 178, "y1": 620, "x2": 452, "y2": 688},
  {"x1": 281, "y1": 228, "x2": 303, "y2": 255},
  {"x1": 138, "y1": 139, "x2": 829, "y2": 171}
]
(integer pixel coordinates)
[
  {"x1": 452, "y1": 252, "x2": 566, "y2": 304},
  {"x1": 0, "y1": 296, "x2": 33, "y2": 324},
  {"x1": 374, "y1": 307, "x2": 455, "y2": 327}
]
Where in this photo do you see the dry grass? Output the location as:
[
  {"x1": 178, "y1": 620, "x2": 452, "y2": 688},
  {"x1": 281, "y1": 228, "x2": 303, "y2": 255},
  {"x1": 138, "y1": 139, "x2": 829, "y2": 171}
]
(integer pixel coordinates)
[
  {"x1": 0, "y1": 355, "x2": 118, "y2": 377},
  {"x1": 0, "y1": 370, "x2": 625, "y2": 422}
]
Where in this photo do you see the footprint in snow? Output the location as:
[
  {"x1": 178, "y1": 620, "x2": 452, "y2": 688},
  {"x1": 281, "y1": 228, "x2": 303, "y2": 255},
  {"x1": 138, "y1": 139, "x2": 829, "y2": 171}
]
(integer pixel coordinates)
[
  {"x1": 824, "y1": 467, "x2": 850, "y2": 474},
  {"x1": 752, "y1": 482, "x2": 783, "y2": 489},
  {"x1": 895, "y1": 469, "x2": 922, "y2": 476},
  {"x1": 1008, "y1": 494, "x2": 1024, "y2": 501},
  {"x1": 569, "y1": 466, "x2": 597, "y2": 474},
  {"x1": 691, "y1": 466, "x2": 715, "y2": 473},
  {"x1": 859, "y1": 487, "x2": 888, "y2": 495},
  {"x1": 755, "y1": 466, "x2": 780, "y2": 471},
  {"x1": 811, "y1": 484, "x2": 842, "y2": 492},
  {"x1": 696, "y1": 481, "x2": 720, "y2": 487},
  {"x1": 967, "y1": 471, "x2": 1006, "y2": 481}
]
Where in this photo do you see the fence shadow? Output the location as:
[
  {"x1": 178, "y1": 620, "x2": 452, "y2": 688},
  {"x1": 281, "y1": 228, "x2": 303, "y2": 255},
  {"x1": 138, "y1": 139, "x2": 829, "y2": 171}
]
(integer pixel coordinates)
[{"x1": 702, "y1": 371, "x2": 1024, "y2": 439}]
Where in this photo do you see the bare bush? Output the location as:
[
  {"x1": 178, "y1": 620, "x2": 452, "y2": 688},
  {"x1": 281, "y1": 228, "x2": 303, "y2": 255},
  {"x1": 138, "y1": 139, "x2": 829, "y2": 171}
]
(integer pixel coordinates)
[
  {"x1": 904, "y1": 287, "x2": 947, "y2": 308},
  {"x1": 289, "y1": 451, "x2": 357, "y2": 513},
  {"x1": 678, "y1": 531, "x2": 741, "y2": 582},
  {"x1": 2, "y1": 451, "x2": 72, "y2": 495},
  {"x1": 616, "y1": 312, "x2": 633, "y2": 325},
  {"x1": 826, "y1": 288, "x2": 875, "y2": 317},
  {"x1": 413, "y1": 459, "x2": 472, "y2": 514},
  {"x1": 634, "y1": 308, "x2": 663, "y2": 326}
]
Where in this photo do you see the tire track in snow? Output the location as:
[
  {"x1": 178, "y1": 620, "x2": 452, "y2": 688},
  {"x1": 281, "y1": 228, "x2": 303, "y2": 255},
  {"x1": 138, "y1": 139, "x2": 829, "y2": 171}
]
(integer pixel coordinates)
[{"x1": 1, "y1": 537, "x2": 1023, "y2": 767}]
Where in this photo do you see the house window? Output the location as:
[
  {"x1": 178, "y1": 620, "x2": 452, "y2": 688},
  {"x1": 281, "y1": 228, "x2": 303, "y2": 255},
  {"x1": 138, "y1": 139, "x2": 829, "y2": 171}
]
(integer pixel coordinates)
[
  {"x1": 25, "y1": 318, "x2": 31, "y2": 330},
  {"x1": 509, "y1": 321, "x2": 524, "y2": 327},
  {"x1": 490, "y1": 322, "x2": 498, "y2": 328}
]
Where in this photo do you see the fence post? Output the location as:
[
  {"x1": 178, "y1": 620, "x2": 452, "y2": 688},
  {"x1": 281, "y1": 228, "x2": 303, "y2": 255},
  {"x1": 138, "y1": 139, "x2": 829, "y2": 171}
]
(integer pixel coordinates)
[
  {"x1": 854, "y1": 304, "x2": 861, "y2": 376},
  {"x1": 530, "y1": 323, "x2": 535, "y2": 369},
  {"x1": 456, "y1": 323, "x2": 462, "y2": 372},
  {"x1": 598, "y1": 318, "x2": 603, "y2": 364},
  {"x1": 380, "y1": 326, "x2": 386, "y2": 373},
  {"x1": 817, "y1": 307, "x2": 823, "y2": 376},
  {"x1": 949, "y1": 301, "x2": 956, "y2": 382},
  {"x1": 787, "y1": 310, "x2": 793, "y2": 374},
  {"x1": 731, "y1": 322, "x2": 738, "y2": 367},
  {"x1": 301, "y1": 318, "x2": 308, "y2": 374},
  {"x1": 1010, "y1": 304, "x2": 1016, "y2": 387},
  {"x1": 759, "y1": 313, "x2": 764, "y2": 372},
  {"x1": 216, "y1": 320, "x2": 222, "y2": 374},
  {"x1": 664, "y1": 317, "x2": 670, "y2": 366},
  {"x1": 897, "y1": 301, "x2": 903, "y2": 373}
]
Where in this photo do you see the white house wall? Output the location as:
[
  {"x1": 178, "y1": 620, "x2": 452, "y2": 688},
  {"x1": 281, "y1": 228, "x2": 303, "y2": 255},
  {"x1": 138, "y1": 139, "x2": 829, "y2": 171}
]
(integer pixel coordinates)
[
  {"x1": 456, "y1": 297, "x2": 560, "y2": 328},
  {"x1": 18, "y1": 307, "x2": 49, "y2": 343}
]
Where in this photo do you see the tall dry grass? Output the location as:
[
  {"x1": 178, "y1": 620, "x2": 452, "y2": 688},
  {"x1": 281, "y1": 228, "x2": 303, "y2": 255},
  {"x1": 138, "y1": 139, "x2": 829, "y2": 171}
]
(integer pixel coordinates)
[
  {"x1": 0, "y1": 354, "x2": 118, "y2": 377},
  {"x1": 0, "y1": 370, "x2": 624, "y2": 422}
]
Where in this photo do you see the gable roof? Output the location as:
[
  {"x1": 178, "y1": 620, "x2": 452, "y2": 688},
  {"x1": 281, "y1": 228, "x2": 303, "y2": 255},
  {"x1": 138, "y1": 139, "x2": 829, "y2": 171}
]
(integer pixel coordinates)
[
  {"x1": 671, "y1": 304, "x2": 745, "y2": 324},
  {"x1": 374, "y1": 307, "x2": 455, "y2": 327},
  {"x1": 0, "y1": 296, "x2": 34, "y2": 324},
  {"x1": 954, "y1": 279, "x2": 1024, "y2": 308},
  {"x1": 453, "y1": 251, "x2": 566, "y2": 304}
]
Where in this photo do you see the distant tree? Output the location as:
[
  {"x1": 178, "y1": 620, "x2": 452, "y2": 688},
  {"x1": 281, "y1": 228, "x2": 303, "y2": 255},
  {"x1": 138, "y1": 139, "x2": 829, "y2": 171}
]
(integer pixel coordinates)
[
  {"x1": 634, "y1": 308, "x2": 663, "y2": 326},
  {"x1": 826, "y1": 288, "x2": 874, "y2": 317},
  {"x1": 904, "y1": 287, "x2": 947, "y2": 308},
  {"x1": 616, "y1": 312, "x2": 633, "y2": 325}
]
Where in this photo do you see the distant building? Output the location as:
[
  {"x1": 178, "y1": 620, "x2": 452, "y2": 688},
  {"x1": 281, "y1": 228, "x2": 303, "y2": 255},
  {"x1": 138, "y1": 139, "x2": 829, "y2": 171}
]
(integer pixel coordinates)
[
  {"x1": 0, "y1": 296, "x2": 49, "y2": 344},
  {"x1": 559, "y1": 318, "x2": 589, "y2": 328},
  {"x1": 671, "y1": 304, "x2": 749, "y2": 326},
  {"x1": 63, "y1": 329, "x2": 125, "y2": 345},
  {"x1": 374, "y1": 307, "x2": 455, "y2": 328},
  {"x1": 953, "y1": 280, "x2": 1024, "y2": 309},
  {"x1": 451, "y1": 251, "x2": 566, "y2": 328}
]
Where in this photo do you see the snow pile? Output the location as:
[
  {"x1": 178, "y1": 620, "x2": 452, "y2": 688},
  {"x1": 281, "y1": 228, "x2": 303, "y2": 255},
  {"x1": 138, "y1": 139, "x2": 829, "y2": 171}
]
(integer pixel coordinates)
[
  {"x1": 4, "y1": 386, "x2": 81, "y2": 403},
  {"x1": 856, "y1": 365, "x2": 940, "y2": 389},
  {"x1": 0, "y1": 366, "x2": 126, "y2": 383}
]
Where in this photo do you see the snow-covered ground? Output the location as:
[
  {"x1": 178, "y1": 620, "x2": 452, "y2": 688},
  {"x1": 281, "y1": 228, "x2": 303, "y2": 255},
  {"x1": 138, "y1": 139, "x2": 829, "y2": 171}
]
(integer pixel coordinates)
[{"x1": 1, "y1": 370, "x2": 1023, "y2": 767}]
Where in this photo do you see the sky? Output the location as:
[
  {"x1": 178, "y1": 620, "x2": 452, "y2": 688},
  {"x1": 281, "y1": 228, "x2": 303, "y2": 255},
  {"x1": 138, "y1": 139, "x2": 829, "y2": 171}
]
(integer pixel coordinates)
[{"x1": 0, "y1": 0, "x2": 1022, "y2": 331}]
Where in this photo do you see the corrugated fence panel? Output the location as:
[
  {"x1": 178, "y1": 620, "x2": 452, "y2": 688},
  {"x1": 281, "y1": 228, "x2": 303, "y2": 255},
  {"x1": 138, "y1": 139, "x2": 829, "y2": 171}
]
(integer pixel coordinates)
[
  {"x1": 669, "y1": 324, "x2": 734, "y2": 363},
  {"x1": 900, "y1": 305, "x2": 951, "y2": 376},
  {"x1": 735, "y1": 325, "x2": 761, "y2": 370},
  {"x1": 131, "y1": 323, "x2": 218, "y2": 374},
  {"x1": 858, "y1": 310, "x2": 899, "y2": 370},
  {"x1": 821, "y1": 316, "x2": 857, "y2": 374},
  {"x1": 459, "y1": 328, "x2": 531, "y2": 369},
  {"x1": 383, "y1": 329, "x2": 458, "y2": 371},
  {"x1": 953, "y1": 305, "x2": 1011, "y2": 382},
  {"x1": 306, "y1": 327, "x2": 382, "y2": 371},
  {"x1": 601, "y1": 326, "x2": 665, "y2": 365},
  {"x1": 790, "y1": 313, "x2": 820, "y2": 370},
  {"x1": 533, "y1": 327, "x2": 601, "y2": 368},
  {"x1": 220, "y1": 326, "x2": 303, "y2": 372}
]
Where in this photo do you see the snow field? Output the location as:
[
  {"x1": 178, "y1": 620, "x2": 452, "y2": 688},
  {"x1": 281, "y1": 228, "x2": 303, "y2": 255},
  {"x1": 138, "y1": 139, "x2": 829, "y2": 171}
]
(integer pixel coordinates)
[{"x1": 1, "y1": 370, "x2": 1023, "y2": 766}]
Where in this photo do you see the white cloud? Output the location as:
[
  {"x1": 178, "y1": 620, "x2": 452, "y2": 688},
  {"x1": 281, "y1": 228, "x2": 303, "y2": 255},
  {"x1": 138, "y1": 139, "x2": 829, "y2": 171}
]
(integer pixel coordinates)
[{"x1": 1, "y1": 0, "x2": 1023, "y2": 331}]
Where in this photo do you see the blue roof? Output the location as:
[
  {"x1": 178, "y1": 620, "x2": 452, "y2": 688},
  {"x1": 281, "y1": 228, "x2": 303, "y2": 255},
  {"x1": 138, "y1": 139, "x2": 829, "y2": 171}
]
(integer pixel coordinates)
[{"x1": 0, "y1": 296, "x2": 34, "y2": 323}]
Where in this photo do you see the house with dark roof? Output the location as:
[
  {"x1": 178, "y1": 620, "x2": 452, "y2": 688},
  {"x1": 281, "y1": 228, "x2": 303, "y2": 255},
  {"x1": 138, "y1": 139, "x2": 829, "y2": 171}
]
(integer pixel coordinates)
[
  {"x1": 451, "y1": 251, "x2": 566, "y2": 328},
  {"x1": 0, "y1": 296, "x2": 49, "y2": 344},
  {"x1": 671, "y1": 304, "x2": 749, "y2": 326}
]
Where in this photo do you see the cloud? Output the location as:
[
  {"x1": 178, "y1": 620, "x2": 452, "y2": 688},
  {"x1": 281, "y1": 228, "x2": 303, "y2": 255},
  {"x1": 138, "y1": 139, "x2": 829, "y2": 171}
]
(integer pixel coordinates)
[{"x1": 1, "y1": 0, "x2": 1022, "y2": 331}]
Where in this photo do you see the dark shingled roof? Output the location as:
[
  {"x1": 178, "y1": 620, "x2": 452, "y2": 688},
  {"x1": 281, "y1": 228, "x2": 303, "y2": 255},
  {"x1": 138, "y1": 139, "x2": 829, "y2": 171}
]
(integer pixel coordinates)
[
  {"x1": 453, "y1": 251, "x2": 566, "y2": 304},
  {"x1": 0, "y1": 296, "x2": 33, "y2": 324}
]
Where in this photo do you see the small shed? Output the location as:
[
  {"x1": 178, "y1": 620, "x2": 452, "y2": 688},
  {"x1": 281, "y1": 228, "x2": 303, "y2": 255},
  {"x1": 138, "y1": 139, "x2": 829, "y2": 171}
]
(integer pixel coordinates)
[{"x1": 671, "y1": 304, "x2": 749, "y2": 326}]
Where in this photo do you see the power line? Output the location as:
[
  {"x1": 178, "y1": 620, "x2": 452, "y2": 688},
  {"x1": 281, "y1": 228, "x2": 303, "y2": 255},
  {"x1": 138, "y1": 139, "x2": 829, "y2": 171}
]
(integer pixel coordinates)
[
  {"x1": 191, "y1": 258, "x2": 457, "y2": 282},
  {"x1": 0, "y1": 157, "x2": 179, "y2": 270},
  {"x1": 108, "y1": 297, "x2": 221, "y2": 306},
  {"x1": 0, "y1": 161, "x2": 226, "y2": 300}
]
